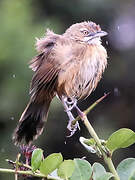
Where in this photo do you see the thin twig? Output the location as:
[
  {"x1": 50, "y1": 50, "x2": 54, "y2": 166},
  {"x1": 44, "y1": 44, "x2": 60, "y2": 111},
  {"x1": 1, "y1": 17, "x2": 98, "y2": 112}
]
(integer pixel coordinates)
[
  {"x1": 7, "y1": 159, "x2": 32, "y2": 170},
  {"x1": 6, "y1": 159, "x2": 40, "y2": 173},
  {"x1": 72, "y1": 92, "x2": 110, "y2": 125},
  {"x1": 0, "y1": 168, "x2": 62, "y2": 180},
  {"x1": 15, "y1": 153, "x2": 21, "y2": 180}
]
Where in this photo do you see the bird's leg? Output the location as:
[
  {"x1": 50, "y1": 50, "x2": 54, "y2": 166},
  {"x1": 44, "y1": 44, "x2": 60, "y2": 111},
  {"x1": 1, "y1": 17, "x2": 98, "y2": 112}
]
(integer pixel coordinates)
[
  {"x1": 66, "y1": 97, "x2": 85, "y2": 120},
  {"x1": 61, "y1": 96, "x2": 80, "y2": 137},
  {"x1": 66, "y1": 98, "x2": 77, "y2": 111}
]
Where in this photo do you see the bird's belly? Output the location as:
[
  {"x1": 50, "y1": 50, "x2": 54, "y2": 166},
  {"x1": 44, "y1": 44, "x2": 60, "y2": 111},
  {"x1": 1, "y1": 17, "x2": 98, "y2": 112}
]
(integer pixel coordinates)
[
  {"x1": 73, "y1": 59, "x2": 101, "y2": 99},
  {"x1": 58, "y1": 58, "x2": 101, "y2": 99}
]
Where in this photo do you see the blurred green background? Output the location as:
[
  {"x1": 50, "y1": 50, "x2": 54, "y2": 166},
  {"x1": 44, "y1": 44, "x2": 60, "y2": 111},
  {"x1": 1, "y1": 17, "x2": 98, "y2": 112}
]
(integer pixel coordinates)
[{"x1": 0, "y1": 0, "x2": 135, "y2": 179}]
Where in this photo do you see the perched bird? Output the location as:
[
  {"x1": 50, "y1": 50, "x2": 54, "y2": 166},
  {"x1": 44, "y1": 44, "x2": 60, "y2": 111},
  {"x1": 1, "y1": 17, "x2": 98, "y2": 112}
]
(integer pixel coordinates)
[{"x1": 13, "y1": 21, "x2": 108, "y2": 145}]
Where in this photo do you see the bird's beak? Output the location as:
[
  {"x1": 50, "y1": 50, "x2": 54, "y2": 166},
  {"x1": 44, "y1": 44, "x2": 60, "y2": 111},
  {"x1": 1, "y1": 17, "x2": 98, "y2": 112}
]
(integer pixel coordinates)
[
  {"x1": 89, "y1": 31, "x2": 108, "y2": 38},
  {"x1": 84, "y1": 31, "x2": 108, "y2": 43}
]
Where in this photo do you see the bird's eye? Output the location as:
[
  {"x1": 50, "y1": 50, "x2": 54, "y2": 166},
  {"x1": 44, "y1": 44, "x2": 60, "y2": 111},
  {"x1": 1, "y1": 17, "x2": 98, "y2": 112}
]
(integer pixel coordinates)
[{"x1": 82, "y1": 30, "x2": 89, "y2": 36}]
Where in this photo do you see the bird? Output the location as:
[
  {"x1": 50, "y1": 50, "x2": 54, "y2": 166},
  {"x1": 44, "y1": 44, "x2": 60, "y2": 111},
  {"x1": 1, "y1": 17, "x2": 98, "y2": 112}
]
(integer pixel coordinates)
[{"x1": 13, "y1": 21, "x2": 108, "y2": 145}]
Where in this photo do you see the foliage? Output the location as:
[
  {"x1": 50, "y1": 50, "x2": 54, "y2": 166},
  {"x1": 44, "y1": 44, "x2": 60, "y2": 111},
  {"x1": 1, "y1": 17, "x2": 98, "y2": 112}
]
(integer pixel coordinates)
[
  {"x1": 1, "y1": 96, "x2": 135, "y2": 179},
  {"x1": 1, "y1": 137, "x2": 135, "y2": 180},
  {"x1": 80, "y1": 128, "x2": 135, "y2": 180},
  {"x1": 32, "y1": 127, "x2": 135, "y2": 180},
  {"x1": 106, "y1": 128, "x2": 135, "y2": 152},
  {"x1": 31, "y1": 148, "x2": 43, "y2": 171},
  {"x1": 40, "y1": 153, "x2": 63, "y2": 176},
  {"x1": 117, "y1": 158, "x2": 135, "y2": 180},
  {"x1": 70, "y1": 159, "x2": 92, "y2": 180},
  {"x1": 92, "y1": 163, "x2": 113, "y2": 180}
]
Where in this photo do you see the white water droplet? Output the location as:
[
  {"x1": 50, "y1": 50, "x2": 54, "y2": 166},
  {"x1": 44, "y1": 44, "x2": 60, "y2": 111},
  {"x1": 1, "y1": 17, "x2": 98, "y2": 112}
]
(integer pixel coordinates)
[
  {"x1": 10, "y1": 117, "x2": 14, "y2": 120},
  {"x1": 106, "y1": 41, "x2": 108, "y2": 45},
  {"x1": 114, "y1": 87, "x2": 120, "y2": 96},
  {"x1": 13, "y1": 74, "x2": 16, "y2": 78}
]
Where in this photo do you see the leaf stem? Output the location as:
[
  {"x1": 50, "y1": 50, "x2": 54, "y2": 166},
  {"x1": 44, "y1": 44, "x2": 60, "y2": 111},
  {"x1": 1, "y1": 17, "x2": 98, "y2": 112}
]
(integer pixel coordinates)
[{"x1": 81, "y1": 113, "x2": 120, "y2": 180}]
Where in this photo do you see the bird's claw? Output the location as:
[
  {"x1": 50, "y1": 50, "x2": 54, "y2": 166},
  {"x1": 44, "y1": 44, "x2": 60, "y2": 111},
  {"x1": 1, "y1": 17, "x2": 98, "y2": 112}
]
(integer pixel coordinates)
[{"x1": 67, "y1": 120, "x2": 80, "y2": 137}]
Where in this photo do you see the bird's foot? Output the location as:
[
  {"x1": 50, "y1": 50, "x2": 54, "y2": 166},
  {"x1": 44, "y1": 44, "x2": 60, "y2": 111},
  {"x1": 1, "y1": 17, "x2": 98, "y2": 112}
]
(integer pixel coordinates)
[
  {"x1": 67, "y1": 120, "x2": 80, "y2": 137},
  {"x1": 65, "y1": 108, "x2": 80, "y2": 137},
  {"x1": 61, "y1": 96, "x2": 80, "y2": 137}
]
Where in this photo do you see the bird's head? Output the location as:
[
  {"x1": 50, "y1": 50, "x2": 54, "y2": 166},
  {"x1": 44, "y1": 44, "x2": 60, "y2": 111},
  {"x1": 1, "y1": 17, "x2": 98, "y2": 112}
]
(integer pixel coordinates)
[{"x1": 64, "y1": 21, "x2": 107, "y2": 45}]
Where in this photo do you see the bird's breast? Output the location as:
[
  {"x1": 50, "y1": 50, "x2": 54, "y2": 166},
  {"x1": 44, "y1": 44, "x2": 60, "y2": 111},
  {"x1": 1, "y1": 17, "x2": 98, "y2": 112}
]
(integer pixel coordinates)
[
  {"x1": 77, "y1": 45, "x2": 107, "y2": 98},
  {"x1": 57, "y1": 45, "x2": 107, "y2": 99}
]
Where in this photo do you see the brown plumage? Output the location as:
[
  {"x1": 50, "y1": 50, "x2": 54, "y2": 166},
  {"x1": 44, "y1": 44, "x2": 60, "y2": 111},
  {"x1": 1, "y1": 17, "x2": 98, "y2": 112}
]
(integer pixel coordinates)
[{"x1": 13, "y1": 21, "x2": 108, "y2": 145}]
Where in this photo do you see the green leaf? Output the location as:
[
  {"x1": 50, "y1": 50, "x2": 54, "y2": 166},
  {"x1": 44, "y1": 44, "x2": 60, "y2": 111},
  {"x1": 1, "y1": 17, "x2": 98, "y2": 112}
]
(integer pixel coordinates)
[
  {"x1": 130, "y1": 171, "x2": 135, "y2": 180},
  {"x1": 84, "y1": 138, "x2": 96, "y2": 146},
  {"x1": 70, "y1": 158, "x2": 92, "y2": 180},
  {"x1": 93, "y1": 162, "x2": 113, "y2": 180},
  {"x1": 117, "y1": 158, "x2": 135, "y2": 180},
  {"x1": 57, "y1": 160, "x2": 75, "y2": 179},
  {"x1": 31, "y1": 148, "x2": 43, "y2": 172},
  {"x1": 39, "y1": 153, "x2": 63, "y2": 176},
  {"x1": 106, "y1": 128, "x2": 135, "y2": 152}
]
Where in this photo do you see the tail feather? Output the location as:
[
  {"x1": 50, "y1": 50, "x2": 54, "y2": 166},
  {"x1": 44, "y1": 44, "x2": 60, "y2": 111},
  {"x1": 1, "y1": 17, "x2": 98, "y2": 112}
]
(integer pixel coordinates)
[{"x1": 13, "y1": 99, "x2": 51, "y2": 145}]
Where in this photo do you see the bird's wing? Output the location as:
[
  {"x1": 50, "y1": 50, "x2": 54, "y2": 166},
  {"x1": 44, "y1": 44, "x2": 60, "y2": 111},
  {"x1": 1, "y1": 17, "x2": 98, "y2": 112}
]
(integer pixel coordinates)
[{"x1": 29, "y1": 31, "x2": 61, "y2": 100}]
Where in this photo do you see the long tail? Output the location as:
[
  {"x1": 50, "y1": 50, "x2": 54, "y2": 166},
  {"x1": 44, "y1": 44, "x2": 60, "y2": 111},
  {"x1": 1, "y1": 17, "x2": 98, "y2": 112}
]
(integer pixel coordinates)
[{"x1": 13, "y1": 98, "x2": 51, "y2": 145}]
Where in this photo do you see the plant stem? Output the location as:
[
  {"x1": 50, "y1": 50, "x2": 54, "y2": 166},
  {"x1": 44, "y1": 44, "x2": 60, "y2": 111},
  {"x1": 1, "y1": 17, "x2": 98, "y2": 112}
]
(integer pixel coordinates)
[
  {"x1": 72, "y1": 93, "x2": 110, "y2": 124},
  {"x1": 15, "y1": 153, "x2": 20, "y2": 180},
  {"x1": 0, "y1": 168, "x2": 62, "y2": 180},
  {"x1": 105, "y1": 157, "x2": 120, "y2": 180},
  {"x1": 81, "y1": 114, "x2": 120, "y2": 180}
]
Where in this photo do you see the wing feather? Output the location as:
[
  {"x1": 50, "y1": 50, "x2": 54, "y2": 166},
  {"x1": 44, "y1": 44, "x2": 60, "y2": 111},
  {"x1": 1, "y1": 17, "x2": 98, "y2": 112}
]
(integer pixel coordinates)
[{"x1": 29, "y1": 30, "x2": 61, "y2": 100}]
